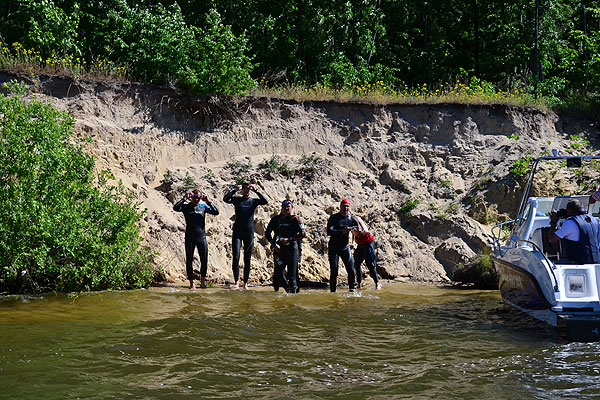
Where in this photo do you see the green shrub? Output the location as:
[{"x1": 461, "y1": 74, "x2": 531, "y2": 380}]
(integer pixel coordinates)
[
  {"x1": 0, "y1": 85, "x2": 154, "y2": 294},
  {"x1": 510, "y1": 156, "x2": 533, "y2": 177},
  {"x1": 226, "y1": 159, "x2": 252, "y2": 173},
  {"x1": 446, "y1": 202, "x2": 459, "y2": 214},
  {"x1": 399, "y1": 198, "x2": 420, "y2": 217},
  {"x1": 19, "y1": 0, "x2": 82, "y2": 58},
  {"x1": 103, "y1": 5, "x2": 254, "y2": 94},
  {"x1": 297, "y1": 153, "x2": 321, "y2": 179},
  {"x1": 262, "y1": 155, "x2": 294, "y2": 178},
  {"x1": 179, "y1": 172, "x2": 197, "y2": 194},
  {"x1": 452, "y1": 252, "x2": 498, "y2": 289}
]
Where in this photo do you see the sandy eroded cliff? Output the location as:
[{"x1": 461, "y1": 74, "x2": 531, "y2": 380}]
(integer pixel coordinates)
[{"x1": 4, "y1": 72, "x2": 598, "y2": 286}]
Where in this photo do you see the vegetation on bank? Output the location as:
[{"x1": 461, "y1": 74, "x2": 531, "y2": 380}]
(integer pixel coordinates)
[
  {"x1": 0, "y1": 82, "x2": 154, "y2": 294},
  {"x1": 452, "y1": 252, "x2": 499, "y2": 290},
  {"x1": 1, "y1": 40, "x2": 545, "y2": 108},
  {"x1": 1, "y1": 0, "x2": 599, "y2": 113}
]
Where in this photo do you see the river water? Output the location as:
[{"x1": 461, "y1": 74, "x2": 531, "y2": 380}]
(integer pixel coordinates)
[{"x1": 1, "y1": 283, "x2": 599, "y2": 399}]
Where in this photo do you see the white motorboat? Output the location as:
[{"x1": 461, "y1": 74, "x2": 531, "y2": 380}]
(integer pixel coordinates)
[{"x1": 492, "y1": 155, "x2": 600, "y2": 341}]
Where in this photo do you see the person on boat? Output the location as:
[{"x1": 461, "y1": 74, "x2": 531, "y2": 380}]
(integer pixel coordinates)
[
  {"x1": 326, "y1": 199, "x2": 360, "y2": 292},
  {"x1": 351, "y1": 214, "x2": 382, "y2": 290},
  {"x1": 223, "y1": 182, "x2": 268, "y2": 289},
  {"x1": 173, "y1": 189, "x2": 220, "y2": 290},
  {"x1": 265, "y1": 200, "x2": 307, "y2": 293},
  {"x1": 548, "y1": 199, "x2": 600, "y2": 264}
]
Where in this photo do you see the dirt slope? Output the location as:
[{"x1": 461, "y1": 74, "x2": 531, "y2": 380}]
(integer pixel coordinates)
[{"x1": 4, "y1": 72, "x2": 598, "y2": 286}]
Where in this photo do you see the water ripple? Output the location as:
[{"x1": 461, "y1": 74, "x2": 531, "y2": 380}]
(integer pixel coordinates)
[{"x1": 1, "y1": 284, "x2": 599, "y2": 398}]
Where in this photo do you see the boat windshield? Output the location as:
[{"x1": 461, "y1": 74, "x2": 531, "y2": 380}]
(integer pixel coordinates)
[
  {"x1": 534, "y1": 198, "x2": 554, "y2": 217},
  {"x1": 552, "y1": 195, "x2": 591, "y2": 215}
]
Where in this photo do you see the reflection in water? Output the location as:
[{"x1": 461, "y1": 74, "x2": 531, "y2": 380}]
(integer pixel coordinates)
[{"x1": 0, "y1": 284, "x2": 599, "y2": 399}]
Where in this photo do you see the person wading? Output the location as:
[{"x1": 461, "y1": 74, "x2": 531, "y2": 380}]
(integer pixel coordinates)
[
  {"x1": 223, "y1": 182, "x2": 268, "y2": 289},
  {"x1": 326, "y1": 199, "x2": 359, "y2": 292},
  {"x1": 173, "y1": 189, "x2": 219, "y2": 290},
  {"x1": 266, "y1": 200, "x2": 306, "y2": 293},
  {"x1": 351, "y1": 214, "x2": 382, "y2": 290}
]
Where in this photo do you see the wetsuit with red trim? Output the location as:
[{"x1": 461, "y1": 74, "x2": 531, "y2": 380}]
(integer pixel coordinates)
[
  {"x1": 173, "y1": 198, "x2": 219, "y2": 280},
  {"x1": 223, "y1": 188, "x2": 268, "y2": 284},
  {"x1": 326, "y1": 213, "x2": 359, "y2": 292},
  {"x1": 352, "y1": 217, "x2": 379, "y2": 287}
]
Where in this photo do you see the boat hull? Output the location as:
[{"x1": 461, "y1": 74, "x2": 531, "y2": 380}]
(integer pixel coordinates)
[
  {"x1": 493, "y1": 256, "x2": 557, "y2": 327},
  {"x1": 493, "y1": 255, "x2": 600, "y2": 341}
]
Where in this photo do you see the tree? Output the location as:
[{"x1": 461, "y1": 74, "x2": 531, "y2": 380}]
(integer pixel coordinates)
[{"x1": 0, "y1": 82, "x2": 154, "y2": 293}]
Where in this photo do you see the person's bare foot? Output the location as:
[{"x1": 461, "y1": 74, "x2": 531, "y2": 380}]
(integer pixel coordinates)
[
  {"x1": 376, "y1": 282, "x2": 382, "y2": 290},
  {"x1": 231, "y1": 281, "x2": 241, "y2": 289},
  {"x1": 189, "y1": 281, "x2": 197, "y2": 290},
  {"x1": 243, "y1": 282, "x2": 249, "y2": 290},
  {"x1": 199, "y1": 276, "x2": 207, "y2": 289},
  {"x1": 356, "y1": 282, "x2": 362, "y2": 289}
]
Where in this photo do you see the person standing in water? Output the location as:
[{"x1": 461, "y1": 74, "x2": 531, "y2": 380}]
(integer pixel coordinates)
[
  {"x1": 266, "y1": 200, "x2": 306, "y2": 293},
  {"x1": 173, "y1": 189, "x2": 219, "y2": 290},
  {"x1": 223, "y1": 182, "x2": 268, "y2": 289},
  {"x1": 326, "y1": 198, "x2": 359, "y2": 292},
  {"x1": 266, "y1": 204, "x2": 287, "y2": 292},
  {"x1": 351, "y1": 214, "x2": 382, "y2": 290}
]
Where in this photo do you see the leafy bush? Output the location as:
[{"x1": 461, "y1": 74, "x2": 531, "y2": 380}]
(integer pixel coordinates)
[
  {"x1": 226, "y1": 159, "x2": 252, "y2": 173},
  {"x1": 322, "y1": 53, "x2": 398, "y2": 89},
  {"x1": 399, "y1": 198, "x2": 420, "y2": 217},
  {"x1": 99, "y1": 4, "x2": 254, "y2": 94},
  {"x1": 446, "y1": 202, "x2": 459, "y2": 214},
  {"x1": 179, "y1": 172, "x2": 197, "y2": 194},
  {"x1": 510, "y1": 156, "x2": 533, "y2": 177},
  {"x1": 262, "y1": 154, "x2": 294, "y2": 178},
  {"x1": 180, "y1": 9, "x2": 255, "y2": 95},
  {"x1": 452, "y1": 252, "x2": 498, "y2": 289},
  {"x1": 18, "y1": 0, "x2": 82, "y2": 58},
  {"x1": 297, "y1": 153, "x2": 322, "y2": 179},
  {"x1": 0, "y1": 85, "x2": 154, "y2": 294}
]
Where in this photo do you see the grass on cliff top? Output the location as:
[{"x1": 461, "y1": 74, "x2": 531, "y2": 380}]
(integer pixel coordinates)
[
  {"x1": 2, "y1": 41, "x2": 548, "y2": 110},
  {"x1": 252, "y1": 79, "x2": 549, "y2": 110},
  {"x1": 1, "y1": 42, "x2": 128, "y2": 82}
]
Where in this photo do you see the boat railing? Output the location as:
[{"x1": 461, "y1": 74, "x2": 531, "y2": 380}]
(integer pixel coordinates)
[
  {"x1": 515, "y1": 239, "x2": 560, "y2": 293},
  {"x1": 491, "y1": 219, "x2": 516, "y2": 256}
]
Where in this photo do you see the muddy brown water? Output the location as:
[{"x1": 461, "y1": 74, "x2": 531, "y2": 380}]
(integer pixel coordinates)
[{"x1": 1, "y1": 283, "x2": 599, "y2": 399}]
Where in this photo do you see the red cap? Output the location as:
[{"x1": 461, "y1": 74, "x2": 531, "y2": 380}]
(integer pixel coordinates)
[{"x1": 340, "y1": 199, "x2": 351, "y2": 206}]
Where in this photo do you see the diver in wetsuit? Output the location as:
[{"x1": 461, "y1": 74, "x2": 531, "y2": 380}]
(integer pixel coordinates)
[
  {"x1": 351, "y1": 214, "x2": 382, "y2": 290},
  {"x1": 173, "y1": 189, "x2": 219, "y2": 290},
  {"x1": 266, "y1": 200, "x2": 307, "y2": 293},
  {"x1": 223, "y1": 183, "x2": 268, "y2": 289},
  {"x1": 326, "y1": 198, "x2": 360, "y2": 292},
  {"x1": 266, "y1": 210, "x2": 287, "y2": 292}
]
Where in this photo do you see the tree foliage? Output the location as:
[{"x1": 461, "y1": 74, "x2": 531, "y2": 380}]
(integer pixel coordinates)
[
  {"x1": 1, "y1": 0, "x2": 600, "y2": 104},
  {"x1": 0, "y1": 83, "x2": 154, "y2": 294}
]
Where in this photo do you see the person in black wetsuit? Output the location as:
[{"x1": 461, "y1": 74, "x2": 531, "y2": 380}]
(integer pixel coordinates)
[
  {"x1": 326, "y1": 198, "x2": 360, "y2": 292},
  {"x1": 265, "y1": 200, "x2": 307, "y2": 293},
  {"x1": 223, "y1": 183, "x2": 268, "y2": 289},
  {"x1": 265, "y1": 206, "x2": 286, "y2": 292},
  {"x1": 173, "y1": 189, "x2": 219, "y2": 290}
]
